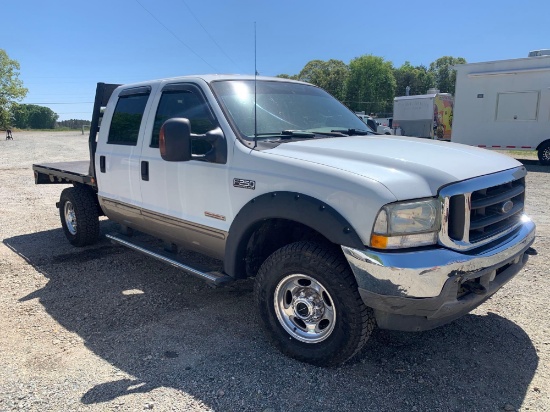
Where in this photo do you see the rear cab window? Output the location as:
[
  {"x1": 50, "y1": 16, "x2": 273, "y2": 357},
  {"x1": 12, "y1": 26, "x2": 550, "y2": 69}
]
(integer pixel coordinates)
[{"x1": 108, "y1": 86, "x2": 151, "y2": 145}]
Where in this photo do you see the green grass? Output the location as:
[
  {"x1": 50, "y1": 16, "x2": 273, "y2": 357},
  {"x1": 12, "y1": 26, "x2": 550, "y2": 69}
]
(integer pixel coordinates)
[{"x1": 495, "y1": 149, "x2": 537, "y2": 158}]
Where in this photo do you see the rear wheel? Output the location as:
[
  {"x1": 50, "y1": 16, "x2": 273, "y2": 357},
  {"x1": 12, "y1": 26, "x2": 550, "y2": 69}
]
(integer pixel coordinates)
[
  {"x1": 59, "y1": 186, "x2": 100, "y2": 247},
  {"x1": 254, "y1": 241, "x2": 375, "y2": 366},
  {"x1": 538, "y1": 141, "x2": 550, "y2": 165}
]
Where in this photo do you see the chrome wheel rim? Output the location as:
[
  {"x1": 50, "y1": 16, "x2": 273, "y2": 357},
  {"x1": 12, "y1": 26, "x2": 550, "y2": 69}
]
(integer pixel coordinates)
[
  {"x1": 542, "y1": 146, "x2": 550, "y2": 161},
  {"x1": 64, "y1": 201, "x2": 77, "y2": 235},
  {"x1": 274, "y1": 274, "x2": 336, "y2": 343}
]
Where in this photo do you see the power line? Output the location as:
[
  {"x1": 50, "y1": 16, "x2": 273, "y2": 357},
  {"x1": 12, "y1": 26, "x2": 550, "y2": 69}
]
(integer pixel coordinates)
[
  {"x1": 23, "y1": 102, "x2": 93, "y2": 105},
  {"x1": 180, "y1": 0, "x2": 243, "y2": 72},
  {"x1": 134, "y1": 0, "x2": 218, "y2": 72}
]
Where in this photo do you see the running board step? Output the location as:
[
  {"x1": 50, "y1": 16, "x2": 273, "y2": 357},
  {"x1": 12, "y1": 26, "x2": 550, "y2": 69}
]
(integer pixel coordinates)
[{"x1": 105, "y1": 233, "x2": 233, "y2": 287}]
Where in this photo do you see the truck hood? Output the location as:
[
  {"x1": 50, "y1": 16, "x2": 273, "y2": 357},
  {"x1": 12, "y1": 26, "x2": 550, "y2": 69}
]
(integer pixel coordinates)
[{"x1": 264, "y1": 135, "x2": 522, "y2": 200}]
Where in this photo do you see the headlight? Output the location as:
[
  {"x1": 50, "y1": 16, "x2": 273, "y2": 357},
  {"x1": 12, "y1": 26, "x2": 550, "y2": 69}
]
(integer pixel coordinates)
[{"x1": 371, "y1": 198, "x2": 441, "y2": 249}]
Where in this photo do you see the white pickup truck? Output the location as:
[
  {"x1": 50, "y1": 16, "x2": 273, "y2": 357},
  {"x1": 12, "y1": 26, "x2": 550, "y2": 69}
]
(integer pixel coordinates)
[
  {"x1": 356, "y1": 114, "x2": 393, "y2": 135},
  {"x1": 33, "y1": 75, "x2": 536, "y2": 366}
]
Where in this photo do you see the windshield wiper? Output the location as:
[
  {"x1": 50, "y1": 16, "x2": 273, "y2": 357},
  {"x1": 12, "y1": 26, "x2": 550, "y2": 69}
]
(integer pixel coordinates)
[
  {"x1": 281, "y1": 130, "x2": 317, "y2": 138},
  {"x1": 254, "y1": 129, "x2": 364, "y2": 140},
  {"x1": 330, "y1": 128, "x2": 377, "y2": 136},
  {"x1": 306, "y1": 130, "x2": 347, "y2": 137},
  {"x1": 255, "y1": 130, "x2": 317, "y2": 139}
]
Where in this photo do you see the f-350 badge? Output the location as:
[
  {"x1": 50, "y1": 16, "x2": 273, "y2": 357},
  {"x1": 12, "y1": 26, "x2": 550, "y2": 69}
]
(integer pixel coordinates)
[{"x1": 233, "y1": 178, "x2": 256, "y2": 190}]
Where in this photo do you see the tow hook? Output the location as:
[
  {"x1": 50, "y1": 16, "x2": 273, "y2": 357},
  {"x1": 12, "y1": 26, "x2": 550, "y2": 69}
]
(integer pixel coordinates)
[{"x1": 461, "y1": 281, "x2": 487, "y2": 295}]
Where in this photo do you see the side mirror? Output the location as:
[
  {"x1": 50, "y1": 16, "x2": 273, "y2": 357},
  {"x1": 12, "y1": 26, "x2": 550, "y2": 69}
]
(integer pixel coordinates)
[
  {"x1": 160, "y1": 118, "x2": 192, "y2": 162},
  {"x1": 196, "y1": 127, "x2": 227, "y2": 164}
]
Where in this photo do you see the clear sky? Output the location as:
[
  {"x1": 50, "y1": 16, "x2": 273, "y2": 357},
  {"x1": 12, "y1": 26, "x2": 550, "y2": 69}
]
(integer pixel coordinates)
[{"x1": 3, "y1": 0, "x2": 549, "y2": 121}]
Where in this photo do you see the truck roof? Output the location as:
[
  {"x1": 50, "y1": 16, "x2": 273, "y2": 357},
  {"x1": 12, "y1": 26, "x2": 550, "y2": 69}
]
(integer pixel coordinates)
[{"x1": 114, "y1": 74, "x2": 309, "y2": 89}]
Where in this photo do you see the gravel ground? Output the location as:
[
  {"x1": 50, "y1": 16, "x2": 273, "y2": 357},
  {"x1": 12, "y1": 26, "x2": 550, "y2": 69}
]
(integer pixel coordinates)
[{"x1": 0, "y1": 131, "x2": 548, "y2": 412}]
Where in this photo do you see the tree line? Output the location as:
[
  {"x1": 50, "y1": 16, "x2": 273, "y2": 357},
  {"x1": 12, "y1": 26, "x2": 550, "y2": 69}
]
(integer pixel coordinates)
[
  {"x1": 11, "y1": 103, "x2": 90, "y2": 129},
  {"x1": 1, "y1": 47, "x2": 466, "y2": 130},
  {"x1": 11, "y1": 104, "x2": 59, "y2": 129},
  {"x1": 277, "y1": 55, "x2": 466, "y2": 116},
  {"x1": 57, "y1": 119, "x2": 91, "y2": 129}
]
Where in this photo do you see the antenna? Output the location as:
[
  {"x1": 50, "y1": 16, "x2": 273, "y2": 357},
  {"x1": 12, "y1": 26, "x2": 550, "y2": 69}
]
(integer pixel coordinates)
[{"x1": 253, "y1": 22, "x2": 258, "y2": 149}]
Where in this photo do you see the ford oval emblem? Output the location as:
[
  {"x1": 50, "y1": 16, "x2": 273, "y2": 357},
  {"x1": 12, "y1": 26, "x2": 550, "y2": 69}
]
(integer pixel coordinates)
[{"x1": 501, "y1": 200, "x2": 514, "y2": 214}]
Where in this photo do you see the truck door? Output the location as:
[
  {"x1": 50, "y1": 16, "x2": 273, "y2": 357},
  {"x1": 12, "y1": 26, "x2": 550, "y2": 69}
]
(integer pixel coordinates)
[
  {"x1": 138, "y1": 83, "x2": 230, "y2": 260},
  {"x1": 95, "y1": 86, "x2": 152, "y2": 227}
]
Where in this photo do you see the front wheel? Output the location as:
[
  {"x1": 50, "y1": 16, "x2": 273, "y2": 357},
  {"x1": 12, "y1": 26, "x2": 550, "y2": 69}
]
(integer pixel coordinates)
[
  {"x1": 254, "y1": 241, "x2": 375, "y2": 366},
  {"x1": 59, "y1": 186, "x2": 100, "y2": 247},
  {"x1": 538, "y1": 141, "x2": 550, "y2": 166}
]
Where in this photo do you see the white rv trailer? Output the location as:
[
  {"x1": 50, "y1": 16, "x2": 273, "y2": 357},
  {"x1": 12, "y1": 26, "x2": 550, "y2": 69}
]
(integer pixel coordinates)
[
  {"x1": 452, "y1": 55, "x2": 550, "y2": 164},
  {"x1": 528, "y1": 49, "x2": 550, "y2": 57},
  {"x1": 393, "y1": 93, "x2": 454, "y2": 140}
]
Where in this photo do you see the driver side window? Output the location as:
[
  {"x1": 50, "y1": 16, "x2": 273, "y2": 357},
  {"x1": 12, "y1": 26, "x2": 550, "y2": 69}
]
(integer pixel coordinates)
[{"x1": 150, "y1": 89, "x2": 216, "y2": 154}]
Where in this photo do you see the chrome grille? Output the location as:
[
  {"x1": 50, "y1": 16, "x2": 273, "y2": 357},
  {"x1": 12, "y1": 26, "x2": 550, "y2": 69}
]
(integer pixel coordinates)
[
  {"x1": 439, "y1": 167, "x2": 527, "y2": 251},
  {"x1": 467, "y1": 178, "x2": 524, "y2": 243}
]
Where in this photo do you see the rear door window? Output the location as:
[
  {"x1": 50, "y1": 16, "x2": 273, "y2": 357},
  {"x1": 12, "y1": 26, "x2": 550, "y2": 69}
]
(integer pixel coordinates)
[{"x1": 108, "y1": 89, "x2": 151, "y2": 145}]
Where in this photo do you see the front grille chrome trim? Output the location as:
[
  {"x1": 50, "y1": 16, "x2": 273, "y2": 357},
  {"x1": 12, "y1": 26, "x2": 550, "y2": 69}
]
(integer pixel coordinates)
[
  {"x1": 464, "y1": 193, "x2": 472, "y2": 244},
  {"x1": 438, "y1": 167, "x2": 527, "y2": 251}
]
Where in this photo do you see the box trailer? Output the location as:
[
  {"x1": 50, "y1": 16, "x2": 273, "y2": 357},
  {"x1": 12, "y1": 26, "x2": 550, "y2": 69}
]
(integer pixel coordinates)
[
  {"x1": 451, "y1": 55, "x2": 550, "y2": 164},
  {"x1": 393, "y1": 93, "x2": 453, "y2": 140}
]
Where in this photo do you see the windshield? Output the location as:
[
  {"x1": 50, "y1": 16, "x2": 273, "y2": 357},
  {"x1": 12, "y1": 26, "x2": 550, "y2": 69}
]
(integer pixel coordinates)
[{"x1": 210, "y1": 80, "x2": 371, "y2": 140}]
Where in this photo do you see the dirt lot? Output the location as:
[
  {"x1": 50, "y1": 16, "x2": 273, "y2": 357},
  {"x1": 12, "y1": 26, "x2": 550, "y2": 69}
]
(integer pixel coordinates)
[{"x1": 0, "y1": 131, "x2": 548, "y2": 412}]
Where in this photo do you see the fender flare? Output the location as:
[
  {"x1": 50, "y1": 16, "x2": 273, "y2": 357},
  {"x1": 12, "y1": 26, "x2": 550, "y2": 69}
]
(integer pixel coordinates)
[{"x1": 223, "y1": 191, "x2": 365, "y2": 278}]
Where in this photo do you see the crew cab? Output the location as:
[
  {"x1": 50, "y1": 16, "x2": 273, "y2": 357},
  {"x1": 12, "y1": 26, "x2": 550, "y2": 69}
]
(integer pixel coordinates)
[{"x1": 33, "y1": 75, "x2": 536, "y2": 366}]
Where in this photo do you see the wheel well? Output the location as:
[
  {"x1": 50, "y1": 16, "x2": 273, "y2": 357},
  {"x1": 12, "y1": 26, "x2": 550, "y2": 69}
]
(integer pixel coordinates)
[
  {"x1": 536, "y1": 139, "x2": 550, "y2": 151},
  {"x1": 241, "y1": 219, "x2": 340, "y2": 279},
  {"x1": 223, "y1": 191, "x2": 364, "y2": 279},
  {"x1": 73, "y1": 183, "x2": 104, "y2": 216}
]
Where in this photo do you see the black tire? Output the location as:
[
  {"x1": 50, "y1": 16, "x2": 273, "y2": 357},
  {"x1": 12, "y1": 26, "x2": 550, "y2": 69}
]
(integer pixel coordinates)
[
  {"x1": 538, "y1": 141, "x2": 550, "y2": 166},
  {"x1": 59, "y1": 186, "x2": 100, "y2": 247},
  {"x1": 254, "y1": 241, "x2": 375, "y2": 366}
]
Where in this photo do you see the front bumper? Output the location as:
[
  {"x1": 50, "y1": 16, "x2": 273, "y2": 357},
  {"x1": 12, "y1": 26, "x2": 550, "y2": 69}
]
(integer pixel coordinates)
[{"x1": 342, "y1": 218, "x2": 536, "y2": 331}]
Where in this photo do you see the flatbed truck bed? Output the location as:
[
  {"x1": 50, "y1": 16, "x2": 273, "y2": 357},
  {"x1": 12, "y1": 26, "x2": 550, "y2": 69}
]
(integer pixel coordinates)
[
  {"x1": 33, "y1": 160, "x2": 94, "y2": 186},
  {"x1": 31, "y1": 82, "x2": 121, "y2": 189},
  {"x1": 32, "y1": 83, "x2": 119, "y2": 192}
]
